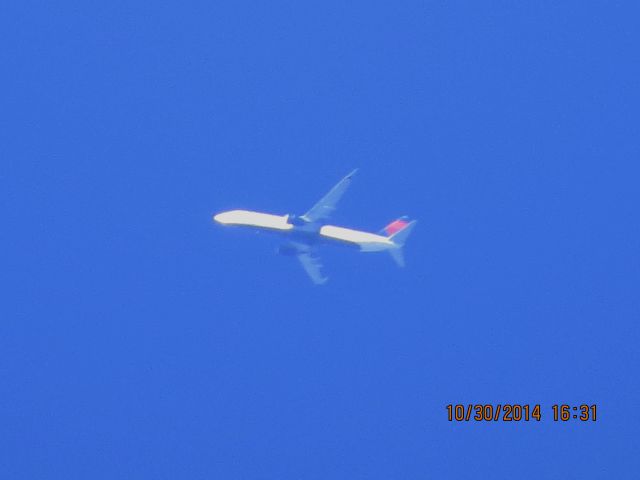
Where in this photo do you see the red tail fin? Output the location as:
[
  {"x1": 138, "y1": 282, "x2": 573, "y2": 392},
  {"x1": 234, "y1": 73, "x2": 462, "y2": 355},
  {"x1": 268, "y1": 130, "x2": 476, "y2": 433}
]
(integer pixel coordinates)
[
  {"x1": 381, "y1": 216, "x2": 410, "y2": 236},
  {"x1": 381, "y1": 217, "x2": 417, "y2": 267}
]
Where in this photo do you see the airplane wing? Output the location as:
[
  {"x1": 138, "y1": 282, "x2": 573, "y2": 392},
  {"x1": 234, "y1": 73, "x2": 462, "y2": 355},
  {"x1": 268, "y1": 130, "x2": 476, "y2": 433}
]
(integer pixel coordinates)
[
  {"x1": 285, "y1": 241, "x2": 328, "y2": 284},
  {"x1": 297, "y1": 251, "x2": 328, "y2": 285},
  {"x1": 301, "y1": 169, "x2": 358, "y2": 223}
]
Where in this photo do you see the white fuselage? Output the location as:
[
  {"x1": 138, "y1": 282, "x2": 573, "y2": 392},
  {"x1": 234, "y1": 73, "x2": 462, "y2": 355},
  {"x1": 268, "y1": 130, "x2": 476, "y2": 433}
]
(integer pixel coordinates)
[{"x1": 213, "y1": 209, "x2": 395, "y2": 252}]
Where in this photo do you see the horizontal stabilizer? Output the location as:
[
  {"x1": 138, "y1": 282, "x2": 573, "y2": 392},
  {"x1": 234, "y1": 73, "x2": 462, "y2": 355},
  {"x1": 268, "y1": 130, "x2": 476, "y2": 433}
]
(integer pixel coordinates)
[
  {"x1": 388, "y1": 248, "x2": 405, "y2": 267},
  {"x1": 385, "y1": 218, "x2": 416, "y2": 267}
]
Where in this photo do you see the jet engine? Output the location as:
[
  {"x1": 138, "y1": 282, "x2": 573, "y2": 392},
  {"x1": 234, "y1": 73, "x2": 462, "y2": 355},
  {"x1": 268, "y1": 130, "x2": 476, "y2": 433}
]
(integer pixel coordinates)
[{"x1": 286, "y1": 214, "x2": 307, "y2": 226}]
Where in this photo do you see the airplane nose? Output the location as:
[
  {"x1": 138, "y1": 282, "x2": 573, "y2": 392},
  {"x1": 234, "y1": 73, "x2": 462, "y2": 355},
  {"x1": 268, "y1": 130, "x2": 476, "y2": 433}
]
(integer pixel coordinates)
[
  {"x1": 214, "y1": 211, "x2": 235, "y2": 224},
  {"x1": 213, "y1": 210, "x2": 246, "y2": 225}
]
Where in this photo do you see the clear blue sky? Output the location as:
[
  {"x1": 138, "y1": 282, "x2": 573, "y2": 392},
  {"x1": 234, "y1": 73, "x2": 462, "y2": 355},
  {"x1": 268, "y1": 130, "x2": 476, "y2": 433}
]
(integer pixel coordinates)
[{"x1": 2, "y1": 1, "x2": 639, "y2": 478}]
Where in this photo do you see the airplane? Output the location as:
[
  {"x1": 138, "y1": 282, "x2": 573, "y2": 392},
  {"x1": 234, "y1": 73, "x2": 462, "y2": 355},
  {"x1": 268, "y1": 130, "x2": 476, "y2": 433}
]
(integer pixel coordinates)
[{"x1": 213, "y1": 170, "x2": 416, "y2": 284}]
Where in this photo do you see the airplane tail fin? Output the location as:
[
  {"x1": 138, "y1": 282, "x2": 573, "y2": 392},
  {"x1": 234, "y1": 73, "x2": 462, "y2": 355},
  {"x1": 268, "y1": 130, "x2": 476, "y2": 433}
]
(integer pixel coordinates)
[
  {"x1": 381, "y1": 217, "x2": 417, "y2": 267},
  {"x1": 382, "y1": 217, "x2": 417, "y2": 246}
]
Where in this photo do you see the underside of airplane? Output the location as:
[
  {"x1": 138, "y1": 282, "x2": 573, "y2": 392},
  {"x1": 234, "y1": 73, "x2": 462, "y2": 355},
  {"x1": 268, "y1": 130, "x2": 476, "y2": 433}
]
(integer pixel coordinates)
[{"x1": 213, "y1": 170, "x2": 416, "y2": 284}]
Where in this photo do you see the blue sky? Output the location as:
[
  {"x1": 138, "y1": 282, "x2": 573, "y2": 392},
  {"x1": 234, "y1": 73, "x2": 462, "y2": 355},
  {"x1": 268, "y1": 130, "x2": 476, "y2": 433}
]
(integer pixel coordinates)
[{"x1": 2, "y1": 1, "x2": 639, "y2": 478}]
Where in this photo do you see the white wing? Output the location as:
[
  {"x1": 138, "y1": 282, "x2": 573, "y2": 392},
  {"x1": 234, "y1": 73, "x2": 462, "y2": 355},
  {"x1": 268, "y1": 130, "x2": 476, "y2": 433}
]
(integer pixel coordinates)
[
  {"x1": 301, "y1": 169, "x2": 357, "y2": 223},
  {"x1": 285, "y1": 241, "x2": 328, "y2": 284},
  {"x1": 296, "y1": 251, "x2": 328, "y2": 285}
]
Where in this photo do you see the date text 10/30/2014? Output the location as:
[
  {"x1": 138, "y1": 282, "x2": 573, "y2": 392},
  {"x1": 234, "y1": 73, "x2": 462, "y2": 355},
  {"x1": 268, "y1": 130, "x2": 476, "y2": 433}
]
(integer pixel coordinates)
[{"x1": 446, "y1": 404, "x2": 597, "y2": 422}]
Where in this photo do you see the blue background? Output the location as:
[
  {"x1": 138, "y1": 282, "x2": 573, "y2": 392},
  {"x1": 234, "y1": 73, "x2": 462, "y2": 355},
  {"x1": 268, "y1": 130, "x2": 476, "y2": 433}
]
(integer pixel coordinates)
[{"x1": 2, "y1": 1, "x2": 639, "y2": 478}]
